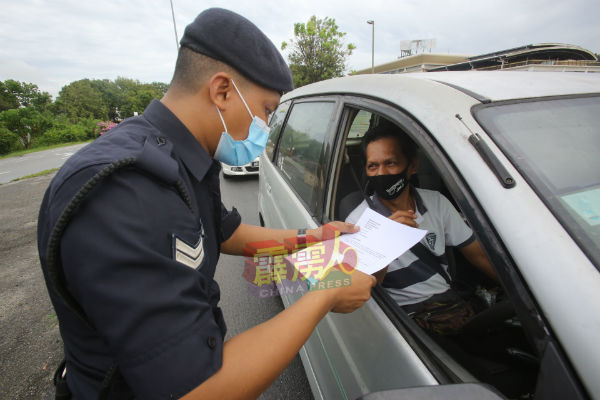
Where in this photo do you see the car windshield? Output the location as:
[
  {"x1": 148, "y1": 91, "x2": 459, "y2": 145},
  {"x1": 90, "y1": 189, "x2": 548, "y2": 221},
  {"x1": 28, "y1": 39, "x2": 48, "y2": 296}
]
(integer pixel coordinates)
[{"x1": 475, "y1": 95, "x2": 600, "y2": 270}]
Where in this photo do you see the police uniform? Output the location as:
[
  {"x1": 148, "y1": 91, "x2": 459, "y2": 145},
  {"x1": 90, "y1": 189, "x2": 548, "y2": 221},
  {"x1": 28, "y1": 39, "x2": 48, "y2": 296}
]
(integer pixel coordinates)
[{"x1": 37, "y1": 8, "x2": 292, "y2": 399}]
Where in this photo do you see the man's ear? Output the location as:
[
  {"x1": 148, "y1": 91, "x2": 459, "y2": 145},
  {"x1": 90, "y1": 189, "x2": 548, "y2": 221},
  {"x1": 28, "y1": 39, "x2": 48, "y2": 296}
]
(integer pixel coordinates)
[{"x1": 208, "y1": 72, "x2": 234, "y2": 110}]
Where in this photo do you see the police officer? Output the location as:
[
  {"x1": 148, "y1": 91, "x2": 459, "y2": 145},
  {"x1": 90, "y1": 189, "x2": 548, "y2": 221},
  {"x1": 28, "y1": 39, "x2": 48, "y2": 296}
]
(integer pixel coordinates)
[{"x1": 38, "y1": 8, "x2": 375, "y2": 399}]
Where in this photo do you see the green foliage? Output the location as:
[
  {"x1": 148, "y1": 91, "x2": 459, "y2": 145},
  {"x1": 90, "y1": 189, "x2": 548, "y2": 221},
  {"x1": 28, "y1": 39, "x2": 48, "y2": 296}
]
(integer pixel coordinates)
[
  {"x1": 38, "y1": 117, "x2": 98, "y2": 145},
  {"x1": 90, "y1": 79, "x2": 124, "y2": 121},
  {"x1": 281, "y1": 16, "x2": 355, "y2": 88},
  {"x1": 78, "y1": 117, "x2": 102, "y2": 139},
  {"x1": 0, "y1": 79, "x2": 52, "y2": 112},
  {"x1": 115, "y1": 77, "x2": 167, "y2": 118},
  {"x1": 0, "y1": 126, "x2": 18, "y2": 154},
  {"x1": 54, "y1": 77, "x2": 169, "y2": 122},
  {"x1": 0, "y1": 77, "x2": 169, "y2": 155},
  {"x1": 0, "y1": 107, "x2": 53, "y2": 148},
  {"x1": 55, "y1": 79, "x2": 109, "y2": 121},
  {"x1": 0, "y1": 81, "x2": 19, "y2": 111}
]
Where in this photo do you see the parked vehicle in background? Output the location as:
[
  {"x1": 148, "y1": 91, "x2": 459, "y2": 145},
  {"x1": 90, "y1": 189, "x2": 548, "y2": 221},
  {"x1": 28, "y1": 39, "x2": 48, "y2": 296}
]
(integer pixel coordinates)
[
  {"x1": 221, "y1": 157, "x2": 260, "y2": 178},
  {"x1": 258, "y1": 71, "x2": 600, "y2": 400}
]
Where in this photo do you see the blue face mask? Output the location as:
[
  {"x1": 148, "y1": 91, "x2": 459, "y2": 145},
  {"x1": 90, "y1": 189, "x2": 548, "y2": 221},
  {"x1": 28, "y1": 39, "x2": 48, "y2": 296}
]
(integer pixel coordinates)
[{"x1": 213, "y1": 80, "x2": 270, "y2": 166}]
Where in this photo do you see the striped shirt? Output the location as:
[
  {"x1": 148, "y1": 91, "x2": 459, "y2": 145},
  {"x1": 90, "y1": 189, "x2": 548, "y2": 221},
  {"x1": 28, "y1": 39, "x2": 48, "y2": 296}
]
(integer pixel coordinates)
[{"x1": 346, "y1": 188, "x2": 475, "y2": 306}]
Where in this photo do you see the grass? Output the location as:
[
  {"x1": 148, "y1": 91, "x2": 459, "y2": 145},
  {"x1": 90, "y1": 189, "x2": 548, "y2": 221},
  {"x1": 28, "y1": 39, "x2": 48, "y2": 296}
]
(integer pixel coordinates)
[
  {"x1": 10, "y1": 168, "x2": 59, "y2": 182},
  {"x1": 0, "y1": 140, "x2": 93, "y2": 160},
  {"x1": 46, "y1": 311, "x2": 58, "y2": 328}
]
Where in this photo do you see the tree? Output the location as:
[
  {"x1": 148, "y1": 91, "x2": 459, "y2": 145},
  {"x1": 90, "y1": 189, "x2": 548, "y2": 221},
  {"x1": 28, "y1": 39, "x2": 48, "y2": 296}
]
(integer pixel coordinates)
[
  {"x1": 115, "y1": 77, "x2": 167, "y2": 118},
  {"x1": 150, "y1": 81, "x2": 169, "y2": 94},
  {"x1": 90, "y1": 79, "x2": 124, "y2": 122},
  {"x1": 55, "y1": 79, "x2": 108, "y2": 121},
  {"x1": 0, "y1": 79, "x2": 52, "y2": 112},
  {"x1": 0, "y1": 125, "x2": 17, "y2": 154},
  {"x1": 281, "y1": 16, "x2": 356, "y2": 88},
  {"x1": 0, "y1": 107, "x2": 53, "y2": 148},
  {"x1": 0, "y1": 81, "x2": 19, "y2": 111}
]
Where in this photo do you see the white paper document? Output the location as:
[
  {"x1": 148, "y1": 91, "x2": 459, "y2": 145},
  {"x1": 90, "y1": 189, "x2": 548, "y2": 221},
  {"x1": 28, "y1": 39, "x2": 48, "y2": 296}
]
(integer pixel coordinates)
[{"x1": 339, "y1": 207, "x2": 427, "y2": 275}]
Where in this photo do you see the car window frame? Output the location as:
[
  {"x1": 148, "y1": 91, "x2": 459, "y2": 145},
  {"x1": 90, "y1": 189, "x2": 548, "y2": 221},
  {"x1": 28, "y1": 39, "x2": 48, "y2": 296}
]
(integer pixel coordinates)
[
  {"x1": 271, "y1": 96, "x2": 342, "y2": 222},
  {"x1": 328, "y1": 95, "x2": 555, "y2": 386},
  {"x1": 265, "y1": 100, "x2": 292, "y2": 162}
]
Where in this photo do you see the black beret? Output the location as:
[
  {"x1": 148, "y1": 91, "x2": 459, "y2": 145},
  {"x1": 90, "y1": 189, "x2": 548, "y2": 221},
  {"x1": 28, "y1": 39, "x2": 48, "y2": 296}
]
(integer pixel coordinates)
[{"x1": 180, "y1": 8, "x2": 293, "y2": 94}]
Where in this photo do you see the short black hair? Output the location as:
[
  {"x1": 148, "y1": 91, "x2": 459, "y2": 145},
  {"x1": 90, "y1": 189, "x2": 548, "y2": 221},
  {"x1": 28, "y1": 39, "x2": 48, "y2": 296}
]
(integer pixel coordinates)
[
  {"x1": 361, "y1": 119, "x2": 417, "y2": 162},
  {"x1": 169, "y1": 47, "x2": 246, "y2": 95}
]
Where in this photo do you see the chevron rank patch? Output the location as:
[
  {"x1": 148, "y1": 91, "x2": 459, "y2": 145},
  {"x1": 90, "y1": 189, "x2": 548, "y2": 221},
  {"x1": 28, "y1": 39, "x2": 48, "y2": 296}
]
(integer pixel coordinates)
[{"x1": 173, "y1": 227, "x2": 205, "y2": 270}]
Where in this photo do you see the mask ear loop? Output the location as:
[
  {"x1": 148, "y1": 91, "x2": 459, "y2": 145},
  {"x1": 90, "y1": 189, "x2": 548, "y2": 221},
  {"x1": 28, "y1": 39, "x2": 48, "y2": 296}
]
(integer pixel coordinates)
[
  {"x1": 231, "y1": 79, "x2": 254, "y2": 119},
  {"x1": 215, "y1": 106, "x2": 228, "y2": 132}
]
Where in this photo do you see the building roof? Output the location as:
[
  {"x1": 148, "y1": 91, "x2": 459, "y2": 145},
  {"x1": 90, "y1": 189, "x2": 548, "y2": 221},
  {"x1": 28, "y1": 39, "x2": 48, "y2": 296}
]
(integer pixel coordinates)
[
  {"x1": 353, "y1": 53, "x2": 467, "y2": 75},
  {"x1": 354, "y1": 43, "x2": 598, "y2": 75},
  {"x1": 429, "y1": 43, "x2": 598, "y2": 71}
]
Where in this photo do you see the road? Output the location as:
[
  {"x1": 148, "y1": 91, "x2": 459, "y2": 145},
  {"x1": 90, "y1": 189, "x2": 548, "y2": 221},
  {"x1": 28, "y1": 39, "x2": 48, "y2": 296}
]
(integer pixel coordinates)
[
  {"x1": 0, "y1": 151, "x2": 312, "y2": 399},
  {"x1": 216, "y1": 174, "x2": 313, "y2": 400},
  {"x1": 0, "y1": 143, "x2": 88, "y2": 184}
]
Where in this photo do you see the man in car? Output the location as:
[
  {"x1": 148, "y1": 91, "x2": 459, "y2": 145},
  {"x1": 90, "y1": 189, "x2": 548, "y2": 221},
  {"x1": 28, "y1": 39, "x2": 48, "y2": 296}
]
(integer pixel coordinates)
[
  {"x1": 346, "y1": 119, "x2": 497, "y2": 335},
  {"x1": 37, "y1": 8, "x2": 375, "y2": 399}
]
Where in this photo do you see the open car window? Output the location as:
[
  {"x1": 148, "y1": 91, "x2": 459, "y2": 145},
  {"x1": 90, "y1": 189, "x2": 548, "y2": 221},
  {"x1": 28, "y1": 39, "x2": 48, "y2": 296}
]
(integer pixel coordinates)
[{"x1": 332, "y1": 105, "x2": 544, "y2": 399}]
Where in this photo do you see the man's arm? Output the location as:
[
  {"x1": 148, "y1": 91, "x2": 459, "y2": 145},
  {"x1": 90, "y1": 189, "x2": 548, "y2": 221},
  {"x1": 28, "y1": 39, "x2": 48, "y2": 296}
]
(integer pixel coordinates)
[
  {"x1": 182, "y1": 270, "x2": 376, "y2": 400},
  {"x1": 220, "y1": 221, "x2": 359, "y2": 256},
  {"x1": 459, "y1": 239, "x2": 499, "y2": 282}
]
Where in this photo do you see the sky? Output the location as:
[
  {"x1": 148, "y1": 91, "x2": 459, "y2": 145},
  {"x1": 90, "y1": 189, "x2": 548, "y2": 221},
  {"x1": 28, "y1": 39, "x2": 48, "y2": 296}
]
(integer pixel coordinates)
[{"x1": 0, "y1": 0, "x2": 598, "y2": 98}]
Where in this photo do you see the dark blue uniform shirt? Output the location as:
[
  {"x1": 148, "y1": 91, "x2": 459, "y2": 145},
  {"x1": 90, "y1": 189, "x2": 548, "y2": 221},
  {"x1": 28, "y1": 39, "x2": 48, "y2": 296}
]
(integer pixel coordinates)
[{"x1": 38, "y1": 100, "x2": 241, "y2": 399}]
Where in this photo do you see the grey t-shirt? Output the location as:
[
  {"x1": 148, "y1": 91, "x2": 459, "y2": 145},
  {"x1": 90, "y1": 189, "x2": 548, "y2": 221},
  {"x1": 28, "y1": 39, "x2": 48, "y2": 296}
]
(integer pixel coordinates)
[{"x1": 346, "y1": 188, "x2": 474, "y2": 306}]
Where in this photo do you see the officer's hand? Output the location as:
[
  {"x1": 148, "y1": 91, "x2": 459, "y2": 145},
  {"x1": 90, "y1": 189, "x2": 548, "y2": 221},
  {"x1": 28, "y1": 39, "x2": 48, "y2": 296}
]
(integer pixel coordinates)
[
  {"x1": 389, "y1": 210, "x2": 419, "y2": 228},
  {"x1": 328, "y1": 269, "x2": 376, "y2": 313},
  {"x1": 308, "y1": 221, "x2": 359, "y2": 241}
]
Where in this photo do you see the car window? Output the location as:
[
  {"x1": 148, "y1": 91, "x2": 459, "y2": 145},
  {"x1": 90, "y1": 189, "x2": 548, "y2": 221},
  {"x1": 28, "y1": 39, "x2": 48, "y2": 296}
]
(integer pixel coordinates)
[
  {"x1": 475, "y1": 95, "x2": 600, "y2": 270},
  {"x1": 348, "y1": 110, "x2": 372, "y2": 139},
  {"x1": 333, "y1": 105, "x2": 545, "y2": 399},
  {"x1": 265, "y1": 100, "x2": 291, "y2": 160},
  {"x1": 275, "y1": 101, "x2": 335, "y2": 218}
]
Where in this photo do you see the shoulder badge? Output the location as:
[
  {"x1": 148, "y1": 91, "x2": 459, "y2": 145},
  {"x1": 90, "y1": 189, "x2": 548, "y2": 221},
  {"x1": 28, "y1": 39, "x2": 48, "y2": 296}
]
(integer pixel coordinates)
[{"x1": 172, "y1": 226, "x2": 206, "y2": 270}]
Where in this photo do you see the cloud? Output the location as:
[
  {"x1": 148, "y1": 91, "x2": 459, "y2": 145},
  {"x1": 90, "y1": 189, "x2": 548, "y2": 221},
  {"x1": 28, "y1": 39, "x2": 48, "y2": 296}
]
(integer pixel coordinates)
[{"x1": 0, "y1": 0, "x2": 597, "y2": 97}]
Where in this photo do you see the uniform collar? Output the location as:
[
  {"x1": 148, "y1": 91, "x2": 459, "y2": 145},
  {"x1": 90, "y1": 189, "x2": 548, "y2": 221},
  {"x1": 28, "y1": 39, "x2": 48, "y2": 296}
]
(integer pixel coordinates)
[
  {"x1": 372, "y1": 186, "x2": 428, "y2": 216},
  {"x1": 142, "y1": 99, "x2": 218, "y2": 182}
]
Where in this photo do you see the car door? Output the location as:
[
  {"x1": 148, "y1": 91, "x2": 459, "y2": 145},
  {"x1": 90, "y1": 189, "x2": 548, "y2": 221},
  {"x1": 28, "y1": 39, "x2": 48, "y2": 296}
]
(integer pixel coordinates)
[
  {"x1": 327, "y1": 95, "x2": 591, "y2": 400},
  {"x1": 259, "y1": 96, "x2": 441, "y2": 400}
]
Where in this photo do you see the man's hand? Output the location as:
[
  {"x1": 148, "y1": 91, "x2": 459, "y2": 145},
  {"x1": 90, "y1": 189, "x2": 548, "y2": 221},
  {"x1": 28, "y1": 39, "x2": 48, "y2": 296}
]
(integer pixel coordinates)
[
  {"x1": 389, "y1": 210, "x2": 419, "y2": 228},
  {"x1": 327, "y1": 270, "x2": 376, "y2": 313}
]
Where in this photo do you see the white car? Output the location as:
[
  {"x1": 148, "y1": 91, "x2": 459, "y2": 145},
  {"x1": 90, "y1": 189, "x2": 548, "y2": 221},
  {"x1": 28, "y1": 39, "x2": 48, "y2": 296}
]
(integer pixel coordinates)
[
  {"x1": 258, "y1": 71, "x2": 600, "y2": 400},
  {"x1": 221, "y1": 157, "x2": 260, "y2": 178}
]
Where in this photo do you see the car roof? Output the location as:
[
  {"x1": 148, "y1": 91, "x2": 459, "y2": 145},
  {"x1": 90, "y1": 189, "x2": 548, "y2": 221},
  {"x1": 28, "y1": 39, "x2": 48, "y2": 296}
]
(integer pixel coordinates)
[{"x1": 284, "y1": 71, "x2": 600, "y2": 103}]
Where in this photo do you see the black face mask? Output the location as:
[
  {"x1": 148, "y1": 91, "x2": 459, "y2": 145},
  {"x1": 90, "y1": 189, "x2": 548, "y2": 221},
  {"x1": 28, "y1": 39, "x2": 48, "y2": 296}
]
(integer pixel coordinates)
[{"x1": 367, "y1": 169, "x2": 408, "y2": 200}]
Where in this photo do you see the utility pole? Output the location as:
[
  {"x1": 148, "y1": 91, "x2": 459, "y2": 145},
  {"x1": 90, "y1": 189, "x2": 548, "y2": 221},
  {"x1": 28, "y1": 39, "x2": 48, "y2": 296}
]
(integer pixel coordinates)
[
  {"x1": 367, "y1": 20, "x2": 374, "y2": 73},
  {"x1": 170, "y1": 0, "x2": 179, "y2": 51}
]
